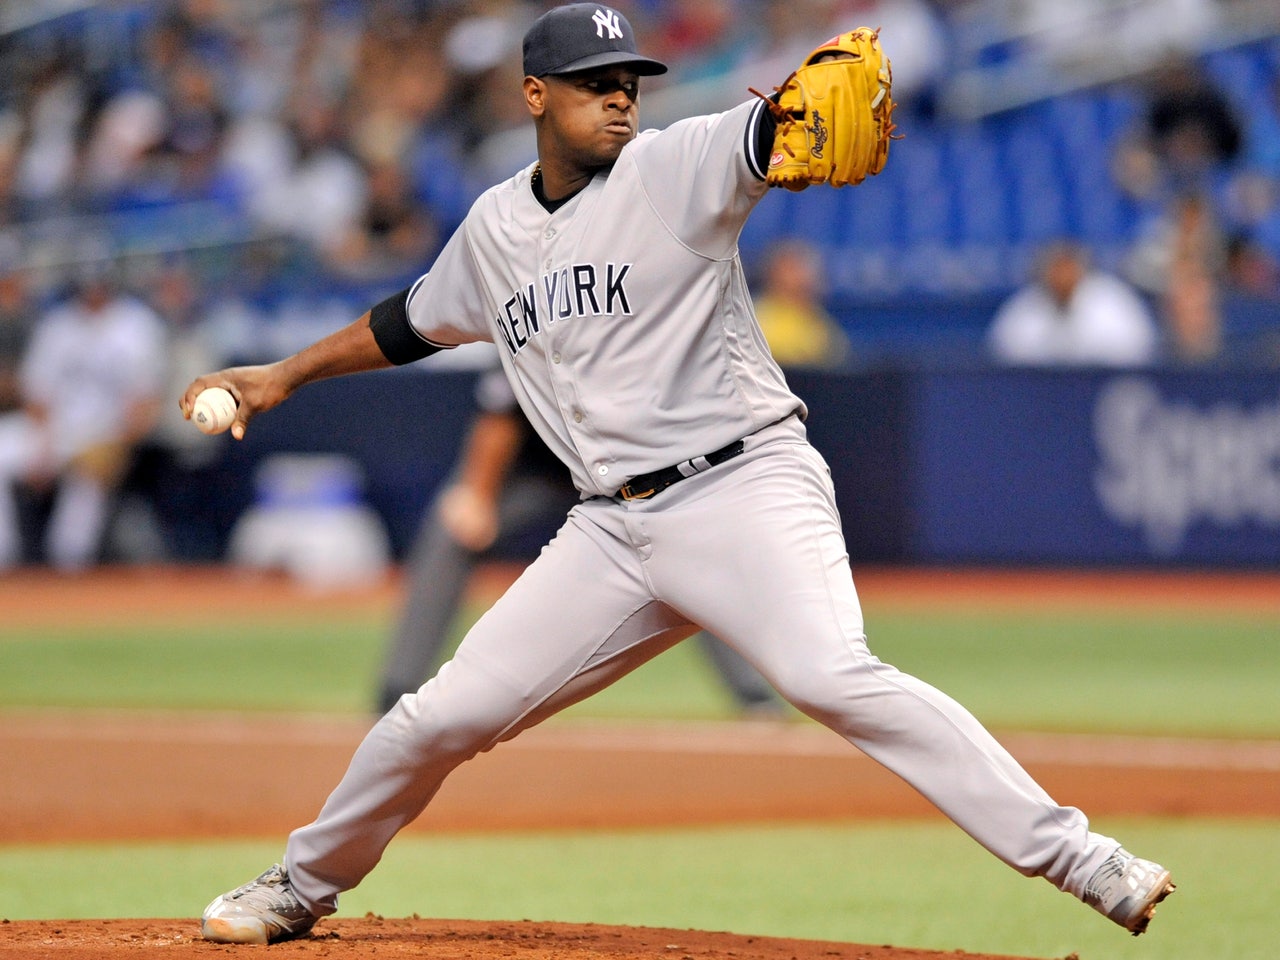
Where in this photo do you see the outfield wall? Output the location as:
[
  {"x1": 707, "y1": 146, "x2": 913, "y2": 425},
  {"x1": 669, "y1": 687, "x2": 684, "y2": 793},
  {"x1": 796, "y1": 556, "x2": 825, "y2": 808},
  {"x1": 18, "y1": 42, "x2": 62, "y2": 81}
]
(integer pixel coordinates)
[{"x1": 183, "y1": 365, "x2": 1279, "y2": 569}]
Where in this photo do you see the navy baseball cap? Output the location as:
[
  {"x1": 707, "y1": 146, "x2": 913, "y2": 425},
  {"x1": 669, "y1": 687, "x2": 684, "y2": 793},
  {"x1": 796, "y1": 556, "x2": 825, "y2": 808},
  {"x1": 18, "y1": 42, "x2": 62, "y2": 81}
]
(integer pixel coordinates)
[{"x1": 523, "y1": 4, "x2": 667, "y2": 78}]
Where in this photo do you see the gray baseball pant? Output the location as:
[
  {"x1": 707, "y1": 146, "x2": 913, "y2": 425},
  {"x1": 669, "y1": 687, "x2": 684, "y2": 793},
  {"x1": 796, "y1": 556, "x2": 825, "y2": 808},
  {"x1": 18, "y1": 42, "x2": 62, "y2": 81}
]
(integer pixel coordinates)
[{"x1": 287, "y1": 418, "x2": 1117, "y2": 915}]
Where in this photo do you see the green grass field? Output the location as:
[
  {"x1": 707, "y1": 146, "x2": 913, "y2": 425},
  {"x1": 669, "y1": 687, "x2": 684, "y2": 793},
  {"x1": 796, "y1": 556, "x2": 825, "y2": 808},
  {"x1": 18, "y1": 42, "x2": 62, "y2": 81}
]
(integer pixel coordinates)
[
  {"x1": 3, "y1": 599, "x2": 1278, "y2": 735},
  {"x1": 2, "y1": 579, "x2": 1278, "y2": 959},
  {"x1": 0, "y1": 819, "x2": 1271, "y2": 960}
]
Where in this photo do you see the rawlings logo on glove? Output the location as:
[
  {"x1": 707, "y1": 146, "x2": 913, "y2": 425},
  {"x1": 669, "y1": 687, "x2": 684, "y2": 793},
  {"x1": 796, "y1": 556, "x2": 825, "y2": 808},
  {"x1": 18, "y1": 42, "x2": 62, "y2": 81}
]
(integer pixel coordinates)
[{"x1": 753, "y1": 27, "x2": 897, "y2": 191}]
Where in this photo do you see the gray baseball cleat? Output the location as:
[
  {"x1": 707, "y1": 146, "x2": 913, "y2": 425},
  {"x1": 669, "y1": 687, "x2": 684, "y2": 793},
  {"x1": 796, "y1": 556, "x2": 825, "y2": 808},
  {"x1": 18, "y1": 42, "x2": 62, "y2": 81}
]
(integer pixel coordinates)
[
  {"x1": 201, "y1": 863, "x2": 319, "y2": 944},
  {"x1": 1082, "y1": 847, "x2": 1176, "y2": 935}
]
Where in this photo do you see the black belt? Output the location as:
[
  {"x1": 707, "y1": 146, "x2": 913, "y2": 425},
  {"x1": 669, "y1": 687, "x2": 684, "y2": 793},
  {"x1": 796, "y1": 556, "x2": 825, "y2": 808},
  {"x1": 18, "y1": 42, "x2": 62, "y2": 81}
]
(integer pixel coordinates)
[{"x1": 616, "y1": 438, "x2": 746, "y2": 501}]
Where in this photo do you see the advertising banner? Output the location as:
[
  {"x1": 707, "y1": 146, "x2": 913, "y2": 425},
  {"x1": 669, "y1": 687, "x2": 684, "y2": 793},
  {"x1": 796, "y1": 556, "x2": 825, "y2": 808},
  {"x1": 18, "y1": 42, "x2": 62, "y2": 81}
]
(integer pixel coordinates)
[{"x1": 910, "y1": 370, "x2": 1280, "y2": 566}]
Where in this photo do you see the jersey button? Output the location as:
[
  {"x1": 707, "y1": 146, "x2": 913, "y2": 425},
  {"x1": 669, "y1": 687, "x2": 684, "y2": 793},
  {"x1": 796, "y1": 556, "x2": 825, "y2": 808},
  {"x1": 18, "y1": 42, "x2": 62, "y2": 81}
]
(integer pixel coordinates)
[
  {"x1": 552, "y1": 352, "x2": 561, "y2": 364},
  {"x1": 544, "y1": 228, "x2": 556, "y2": 239},
  {"x1": 597, "y1": 465, "x2": 609, "y2": 476},
  {"x1": 573, "y1": 411, "x2": 583, "y2": 423}
]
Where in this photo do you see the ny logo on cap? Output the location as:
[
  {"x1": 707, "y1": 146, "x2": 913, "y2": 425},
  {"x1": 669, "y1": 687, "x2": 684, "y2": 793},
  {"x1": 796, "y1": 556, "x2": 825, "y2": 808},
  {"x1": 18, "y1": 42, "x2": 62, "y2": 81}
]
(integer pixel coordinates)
[{"x1": 592, "y1": 8, "x2": 623, "y2": 40}]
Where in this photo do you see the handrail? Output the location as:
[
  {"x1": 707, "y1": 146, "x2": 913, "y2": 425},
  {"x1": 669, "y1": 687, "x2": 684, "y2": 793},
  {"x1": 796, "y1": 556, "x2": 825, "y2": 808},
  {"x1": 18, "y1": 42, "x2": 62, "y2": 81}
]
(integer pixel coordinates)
[
  {"x1": 940, "y1": 1, "x2": 1280, "y2": 120},
  {"x1": 0, "y1": 0, "x2": 100, "y2": 36}
]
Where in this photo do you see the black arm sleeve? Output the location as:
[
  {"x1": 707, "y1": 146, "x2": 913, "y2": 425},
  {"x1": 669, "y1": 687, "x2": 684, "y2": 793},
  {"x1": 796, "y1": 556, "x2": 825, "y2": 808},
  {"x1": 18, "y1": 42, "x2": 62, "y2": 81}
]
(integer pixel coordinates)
[{"x1": 369, "y1": 285, "x2": 443, "y2": 365}]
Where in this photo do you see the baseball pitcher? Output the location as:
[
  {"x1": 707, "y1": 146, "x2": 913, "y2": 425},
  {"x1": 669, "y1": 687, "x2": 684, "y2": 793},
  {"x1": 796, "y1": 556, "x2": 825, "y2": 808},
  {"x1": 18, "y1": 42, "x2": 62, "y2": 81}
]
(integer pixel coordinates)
[{"x1": 185, "y1": 4, "x2": 1174, "y2": 946}]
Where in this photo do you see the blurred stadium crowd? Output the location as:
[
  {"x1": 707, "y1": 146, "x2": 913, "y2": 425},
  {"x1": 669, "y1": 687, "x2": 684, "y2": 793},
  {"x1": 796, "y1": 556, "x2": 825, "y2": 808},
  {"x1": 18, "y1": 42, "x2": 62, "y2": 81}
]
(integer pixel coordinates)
[
  {"x1": 1, "y1": 1, "x2": 1279, "y2": 353},
  {"x1": 1, "y1": 0, "x2": 1279, "y2": 572}
]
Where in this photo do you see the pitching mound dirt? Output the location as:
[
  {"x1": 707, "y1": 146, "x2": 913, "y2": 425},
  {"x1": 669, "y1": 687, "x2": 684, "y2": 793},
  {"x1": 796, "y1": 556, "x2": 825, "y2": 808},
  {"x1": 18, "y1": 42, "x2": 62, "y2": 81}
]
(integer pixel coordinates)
[{"x1": 0, "y1": 917, "x2": 1048, "y2": 960}]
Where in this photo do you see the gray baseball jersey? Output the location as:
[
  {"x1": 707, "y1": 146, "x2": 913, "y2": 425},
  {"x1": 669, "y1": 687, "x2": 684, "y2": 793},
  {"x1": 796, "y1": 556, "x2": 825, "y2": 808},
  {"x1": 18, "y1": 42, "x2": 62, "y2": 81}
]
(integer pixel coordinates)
[
  {"x1": 283, "y1": 97, "x2": 1125, "y2": 923},
  {"x1": 404, "y1": 98, "x2": 801, "y2": 497}
]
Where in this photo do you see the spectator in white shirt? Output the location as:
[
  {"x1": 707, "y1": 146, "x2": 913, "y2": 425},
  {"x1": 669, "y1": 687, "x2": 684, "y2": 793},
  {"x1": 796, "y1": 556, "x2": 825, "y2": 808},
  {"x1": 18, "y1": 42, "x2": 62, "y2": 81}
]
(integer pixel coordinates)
[
  {"x1": 987, "y1": 240, "x2": 1160, "y2": 366},
  {"x1": 0, "y1": 263, "x2": 168, "y2": 572}
]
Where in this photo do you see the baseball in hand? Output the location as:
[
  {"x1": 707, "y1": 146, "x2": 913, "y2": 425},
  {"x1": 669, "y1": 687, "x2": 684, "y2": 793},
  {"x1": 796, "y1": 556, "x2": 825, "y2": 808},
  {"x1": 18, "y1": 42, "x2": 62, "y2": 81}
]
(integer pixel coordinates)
[{"x1": 191, "y1": 387, "x2": 238, "y2": 435}]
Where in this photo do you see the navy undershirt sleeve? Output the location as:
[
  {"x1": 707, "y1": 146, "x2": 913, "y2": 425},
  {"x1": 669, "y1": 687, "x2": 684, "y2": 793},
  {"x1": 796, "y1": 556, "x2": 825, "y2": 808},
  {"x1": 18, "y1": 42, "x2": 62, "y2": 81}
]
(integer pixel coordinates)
[{"x1": 743, "y1": 94, "x2": 780, "y2": 181}]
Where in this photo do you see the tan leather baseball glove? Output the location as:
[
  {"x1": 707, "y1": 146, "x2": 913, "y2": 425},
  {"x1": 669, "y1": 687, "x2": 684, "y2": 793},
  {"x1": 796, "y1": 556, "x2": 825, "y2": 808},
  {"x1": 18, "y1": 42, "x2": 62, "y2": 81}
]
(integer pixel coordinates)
[{"x1": 755, "y1": 27, "x2": 897, "y2": 191}]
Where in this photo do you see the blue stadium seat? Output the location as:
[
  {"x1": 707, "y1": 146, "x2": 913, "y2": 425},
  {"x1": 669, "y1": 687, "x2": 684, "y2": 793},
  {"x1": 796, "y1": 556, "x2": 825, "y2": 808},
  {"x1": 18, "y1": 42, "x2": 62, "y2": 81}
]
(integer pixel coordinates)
[
  {"x1": 998, "y1": 119, "x2": 1069, "y2": 242},
  {"x1": 1203, "y1": 43, "x2": 1272, "y2": 112},
  {"x1": 946, "y1": 124, "x2": 1009, "y2": 243},
  {"x1": 746, "y1": 40, "x2": 1266, "y2": 302},
  {"x1": 832, "y1": 178, "x2": 900, "y2": 246}
]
